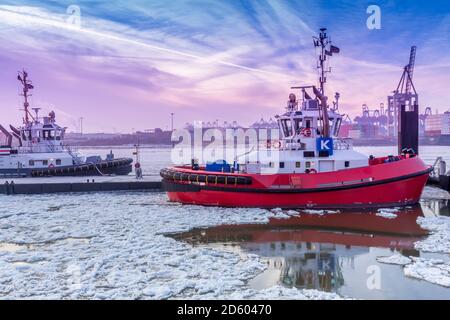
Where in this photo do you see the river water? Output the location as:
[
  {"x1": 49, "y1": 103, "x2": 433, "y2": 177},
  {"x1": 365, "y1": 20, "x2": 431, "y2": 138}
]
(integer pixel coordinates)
[
  {"x1": 0, "y1": 146, "x2": 448, "y2": 299},
  {"x1": 170, "y1": 201, "x2": 450, "y2": 299}
]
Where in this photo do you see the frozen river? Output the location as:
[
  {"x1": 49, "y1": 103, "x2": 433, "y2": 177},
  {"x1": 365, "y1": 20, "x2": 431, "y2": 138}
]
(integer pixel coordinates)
[{"x1": 0, "y1": 146, "x2": 449, "y2": 299}]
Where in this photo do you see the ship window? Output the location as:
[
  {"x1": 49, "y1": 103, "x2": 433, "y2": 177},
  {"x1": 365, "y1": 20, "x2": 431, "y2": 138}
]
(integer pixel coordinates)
[
  {"x1": 56, "y1": 159, "x2": 61, "y2": 165},
  {"x1": 29, "y1": 160, "x2": 35, "y2": 166},
  {"x1": 269, "y1": 162, "x2": 274, "y2": 168},
  {"x1": 305, "y1": 119, "x2": 311, "y2": 129},
  {"x1": 306, "y1": 161, "x2": 311, "y2": 169},
  {"x1": 295, "y1": 161, "x2": 301, "y2": 168},
  {"x1": 334, "y1": 118, "x2": 342, "y2": 136},
  {"x1": 279, "y1": 162, "x2": 285, "y2": 168},
  {"x1": 42, "y1": 160, "x2": 48, "y2": 165},
  {"x1": 43, "y1": 130, "x2": 55, "y2": 139},
  {"x1": 22, "y1": 130, "x2": 31, "y2": 141},
  {"x1": 281, "y1": 119, "x2": 292, "y2": 137},
  {"x1": 294, "y1": 118, "x2": 302, "y2": 133},
  {"x1": 345, "y1": 161, "x2": 350, "y2": 168}
]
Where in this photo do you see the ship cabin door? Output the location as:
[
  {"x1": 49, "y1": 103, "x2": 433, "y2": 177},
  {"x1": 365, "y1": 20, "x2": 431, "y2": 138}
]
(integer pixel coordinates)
[
  {"x1": 304, "y1": 118, "x2": 312, "y2": 129},
  {"x1": 319, "y1": 160, "x2": 334, "y2": 173}
]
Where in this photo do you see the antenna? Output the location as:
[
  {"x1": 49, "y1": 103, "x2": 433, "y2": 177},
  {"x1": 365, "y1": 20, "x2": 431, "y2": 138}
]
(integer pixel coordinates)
[
  {"x1": 79, "y1": 117, "x2": 84, "y2": 135},
  {"x1": 32, "y1": 107, "x2": 41, "y2": 120},
  {"x1": 312, "y1": 28, "x2": 340, "y2": 137},
  {"x1": 332, "y1": 92, "x2": 340, "y2": 111},
  {"x1": 17, "y1": 70, "x2": 35, "y2": 125},
  {"x1": 313, "y1": 28, "x2": 340, "y2": 96}
]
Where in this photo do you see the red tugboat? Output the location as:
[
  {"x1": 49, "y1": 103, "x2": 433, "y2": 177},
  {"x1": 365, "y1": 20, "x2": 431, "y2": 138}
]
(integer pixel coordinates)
[{"x1": 161, "y1": 29, "x2": 432, "y2": 209}]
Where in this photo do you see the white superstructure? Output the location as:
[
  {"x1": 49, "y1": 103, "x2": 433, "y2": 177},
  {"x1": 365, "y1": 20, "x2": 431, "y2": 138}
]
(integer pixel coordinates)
[
  {"x1": 0, "y1": 70, "x2": 131, "y2": 177},
  {"x1": 238, "y1": 94, "x2": 369, "y2": 174}
]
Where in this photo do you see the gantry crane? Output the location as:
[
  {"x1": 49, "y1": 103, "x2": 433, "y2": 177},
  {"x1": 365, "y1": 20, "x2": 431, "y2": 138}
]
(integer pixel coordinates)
[{"x1": 387, "y1": 46, "x2": 419, "y2": 137}]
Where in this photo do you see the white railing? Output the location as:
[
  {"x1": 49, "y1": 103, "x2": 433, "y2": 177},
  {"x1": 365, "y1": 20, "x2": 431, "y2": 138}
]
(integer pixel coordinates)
[
  {"x1": 334, "y1": 138, "x2": 353, "y2": 150},
  {"x1": 46, "y1": 141, "x2": 55, "y2": 153},
  {"x1": 430, "y1": 157, "x2": 448, "y2": 178},
  {"x1": 63, "y1": 144, "x2": 83, "y2": 165}
]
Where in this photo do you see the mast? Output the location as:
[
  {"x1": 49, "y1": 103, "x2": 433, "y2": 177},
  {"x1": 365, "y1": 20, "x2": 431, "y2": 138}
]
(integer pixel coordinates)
[
  {"x1": 17, "y1": 70, "x2": 35, "y2": 125},
  {"x1": 314, "y1": 28, "x2": 330, "y2": 95},
  {"x1": 313, "y1": 28, "x2": 340, "y2": 137}
]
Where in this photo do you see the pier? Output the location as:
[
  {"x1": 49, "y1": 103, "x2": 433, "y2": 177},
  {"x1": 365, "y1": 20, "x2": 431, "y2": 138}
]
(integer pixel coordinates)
[
  {"x1": 428, "y1": 157, "x2": 450, "y2": 191},
  {"x1": 0, "y1": 175, "x2": 162, "y2": 195}
]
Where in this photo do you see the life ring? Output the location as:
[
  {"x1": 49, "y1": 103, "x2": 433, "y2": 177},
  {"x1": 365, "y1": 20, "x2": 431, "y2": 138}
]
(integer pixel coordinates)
[
  {"x1": 272, "y1": 141, "x2": 282, "y2": 149},
  {"x1": 266, "y1": 141, "x2": 272, "y2": 149},
  {"x1": 301, "y1": 128, "x2": 312, "y2": 137},
  {"x1": 306, "y1": 168, "x2": 317, "y2": 174}
]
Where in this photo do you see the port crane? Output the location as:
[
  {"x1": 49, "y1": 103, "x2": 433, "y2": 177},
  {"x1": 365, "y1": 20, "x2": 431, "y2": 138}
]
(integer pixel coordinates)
[
  {"x1": 405, "y1": 46, "x2": 417, "y2": 95},
  {"x1": 419, "y1": 107, "x2": 432, "y2": 135},
  {"x1": 387, "y1": 46, "x2": 419, "y2": 137},
  {"x1": 353, "y1": 103, "x2": 389, "y2": 138}
]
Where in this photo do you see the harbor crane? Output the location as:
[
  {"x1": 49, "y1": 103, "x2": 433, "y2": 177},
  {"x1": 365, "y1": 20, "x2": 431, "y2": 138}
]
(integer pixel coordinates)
[
  {"x1": 387, "y1": 46, "x2": 419, "y2": 137},
  {"x1": 405, "y1": 46, "x2": 417, "y2": 95}
]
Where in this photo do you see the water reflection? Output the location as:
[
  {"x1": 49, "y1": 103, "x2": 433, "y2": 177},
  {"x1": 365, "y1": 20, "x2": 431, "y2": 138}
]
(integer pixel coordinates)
[
  {"x1": 170, "y1": 200, "x2": 450, "y2": 299},
  {"x1": 421, "y1": 199, "x2": 450, "y2": 217}
]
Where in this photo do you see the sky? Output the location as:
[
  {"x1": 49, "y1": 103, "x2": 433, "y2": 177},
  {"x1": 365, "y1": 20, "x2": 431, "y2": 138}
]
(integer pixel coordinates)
[{"x1": 0, "y1": 0, "x2": 449, "y2": 133}]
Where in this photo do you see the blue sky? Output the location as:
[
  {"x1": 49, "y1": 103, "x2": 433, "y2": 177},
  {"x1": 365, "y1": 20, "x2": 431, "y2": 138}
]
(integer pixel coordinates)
[{"x1": 0, "y1": 0, "x2": 449, "y2": 132}]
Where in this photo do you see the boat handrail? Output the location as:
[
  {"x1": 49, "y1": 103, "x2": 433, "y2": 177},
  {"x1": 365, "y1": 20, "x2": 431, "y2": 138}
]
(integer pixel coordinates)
[
  {"x1": 46, "y1": 141, "x2": 55, "y2": 153},
  {"x1": 430, "y1": 156, "x2": 448, "y2": 177},
  {"x1": 334, "y1": 138, "x2": 353, "y2": 150},
  {"x1": 64, "y1": 144, "x2": 83, "y2": 165}
]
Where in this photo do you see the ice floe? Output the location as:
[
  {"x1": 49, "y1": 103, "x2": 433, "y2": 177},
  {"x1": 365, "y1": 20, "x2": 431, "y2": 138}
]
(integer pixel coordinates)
[
  {"x1": 218, "y1": 287, "x2": 348, "y2": 300},
  {"x1": 376, "y1": 214, "x2": 450, "y2": 289},
  {"x1": 404, "y1": 258, "x2": 450, "y2": 288},
  {"x1": 0, "y1": 192, "x2": 345, "y2": 299},
  {"x1": 421, "y1": 186, "x2": 450, "y2": 200},
  {"x1": 377, "y1": 253, "x2": 450, "y2": 288},
  {"x1": 415, "y1": 215, "x2": 450, "y2": 254},
  {"x1": 301, "y1": 209, "x2": 340, "y2": 215},
  {"x1": 376, "y1": 253, "x2": 412, "y2": 265},
  {"x1": 375, "y1": 208, "x2": 399, "y2": 219}
]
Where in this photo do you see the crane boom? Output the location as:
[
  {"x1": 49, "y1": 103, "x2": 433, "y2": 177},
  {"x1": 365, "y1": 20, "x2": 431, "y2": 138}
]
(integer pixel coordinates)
[{"x1": 405, "y1": 46, "x2": 416, "y2": 94}]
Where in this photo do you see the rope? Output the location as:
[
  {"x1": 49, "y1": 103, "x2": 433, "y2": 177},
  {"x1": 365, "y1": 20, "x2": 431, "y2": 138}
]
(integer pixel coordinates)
[{"x1": 87, "y1": 162, "x2": 107, "y2": 176}]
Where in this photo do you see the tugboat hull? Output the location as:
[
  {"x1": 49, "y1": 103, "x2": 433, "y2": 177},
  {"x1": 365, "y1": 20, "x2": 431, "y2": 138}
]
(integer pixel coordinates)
[
  {"x1": 0, "y1": 158, "x2": 133, "y2": 178},
  {"x1": 30, "y1": 158, "x2": 133, "y2": 177},
  {"x1": 161, "y1": 157, "x2": 432, "y2": 209}
]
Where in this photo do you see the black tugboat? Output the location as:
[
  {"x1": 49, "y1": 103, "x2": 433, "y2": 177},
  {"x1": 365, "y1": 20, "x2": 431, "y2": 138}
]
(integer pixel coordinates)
[{"x1": 0, "y1": 71, "x2": 133, "y2": 177}]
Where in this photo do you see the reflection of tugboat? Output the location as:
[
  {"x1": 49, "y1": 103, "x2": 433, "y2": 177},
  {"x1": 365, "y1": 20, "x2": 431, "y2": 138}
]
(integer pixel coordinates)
[
  {"x1": 0, "y1": 71, "x2": 133, "y2": 177},
  {"x1": 170, "y1": 205, "x2": 428, "y2": 292},
  {"x1": 161, "y1": 28, "x2": 432, "y2": 208}
]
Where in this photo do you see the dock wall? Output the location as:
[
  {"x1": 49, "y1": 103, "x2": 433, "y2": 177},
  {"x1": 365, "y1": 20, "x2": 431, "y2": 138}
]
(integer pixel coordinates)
[{"x1": 0, "y1": 181, "x2": 162, "y2": 195}]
